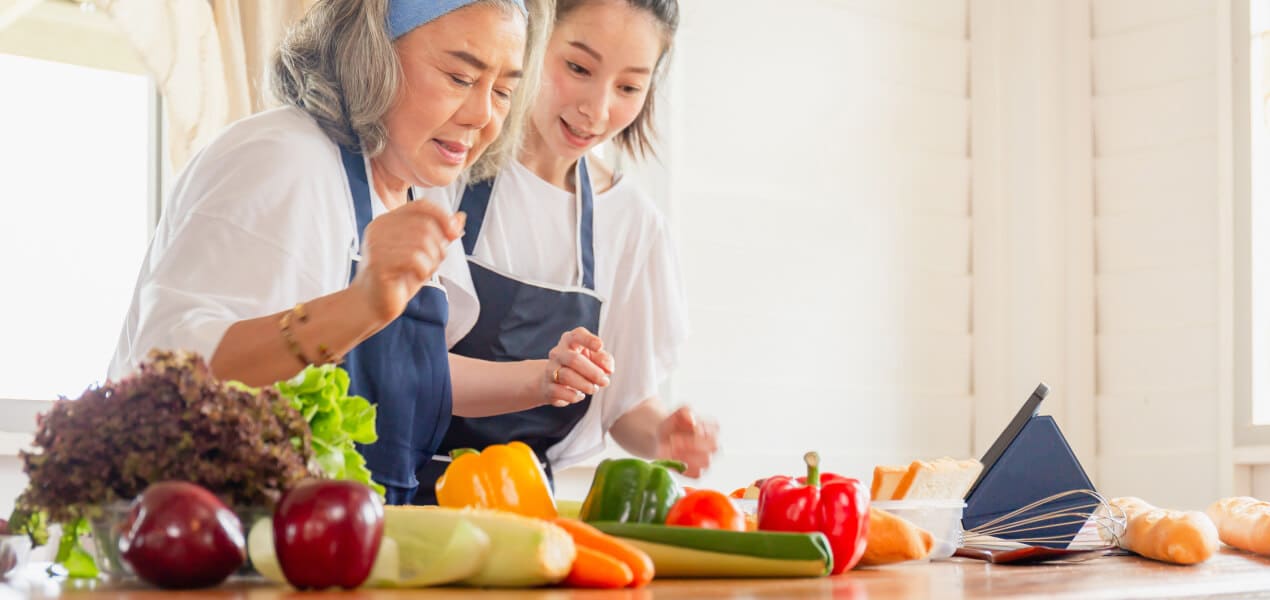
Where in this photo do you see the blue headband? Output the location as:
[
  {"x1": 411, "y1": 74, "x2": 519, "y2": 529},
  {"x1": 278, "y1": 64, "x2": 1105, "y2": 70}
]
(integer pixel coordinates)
[{"x1": 388, "y1": 0, "x2": 527, "y2": 40}]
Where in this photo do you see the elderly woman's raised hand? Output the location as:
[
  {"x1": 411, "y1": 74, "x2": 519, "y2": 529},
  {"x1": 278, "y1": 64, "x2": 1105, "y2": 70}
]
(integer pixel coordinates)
[{"x1": 352, "y1": 201, "x2": 465, "y2": 325}]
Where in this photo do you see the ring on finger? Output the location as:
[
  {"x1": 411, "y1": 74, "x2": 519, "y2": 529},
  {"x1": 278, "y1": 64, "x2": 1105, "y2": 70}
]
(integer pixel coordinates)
[{"x1": 552, "y1": 368, "x2": 560, "y2": 383}]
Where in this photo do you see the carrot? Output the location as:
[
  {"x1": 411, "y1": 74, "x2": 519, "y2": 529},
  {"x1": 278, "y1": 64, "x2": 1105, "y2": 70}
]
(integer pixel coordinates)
[
  {"x1": 564, "y1": 546, "x2": 634, "y2": 588},
  {"x1": 553, "y1": 517, "x2": 656, "y2": 587}
]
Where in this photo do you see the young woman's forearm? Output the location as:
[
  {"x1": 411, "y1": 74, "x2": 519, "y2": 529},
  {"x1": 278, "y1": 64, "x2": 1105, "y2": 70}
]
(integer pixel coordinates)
[
  {"x1": 610, "y1": 396, "x2": 668, "y2": 458},
  {"x1": 449, "y1": 354, "x2": 546, "y2": 417},
  {"x1": 210, "y1": 288, "x2": 385, "y2": 387}
]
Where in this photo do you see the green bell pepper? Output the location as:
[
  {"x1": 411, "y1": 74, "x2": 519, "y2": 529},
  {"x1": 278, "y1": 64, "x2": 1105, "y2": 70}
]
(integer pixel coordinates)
[{"x1": 579, "y1": 458, "x2": 686, "y2": 524}]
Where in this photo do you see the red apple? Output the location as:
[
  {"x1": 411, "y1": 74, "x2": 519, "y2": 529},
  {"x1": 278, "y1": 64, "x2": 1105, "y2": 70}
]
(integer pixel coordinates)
[
  {"x1": 119, "y1": 481, "x2": 245, "y2": 588},
  {"x1": 272, "y1": 479, "x2": 383, "y2": 589}
]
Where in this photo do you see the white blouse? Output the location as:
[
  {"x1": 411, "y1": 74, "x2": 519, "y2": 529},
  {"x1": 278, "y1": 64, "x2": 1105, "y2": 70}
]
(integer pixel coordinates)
[
  {"x1": 108, "y1": 107, "x2": 477, "y2": 380},
  {"x1": 420, "y1": 158, "x2": 690, "y2": 468}
]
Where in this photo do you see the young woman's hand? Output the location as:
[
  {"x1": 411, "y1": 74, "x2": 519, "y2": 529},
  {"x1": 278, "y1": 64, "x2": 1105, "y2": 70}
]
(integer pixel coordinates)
[
  {"x1": 656, "y1": 406, "x2": 719, "y2": 478},
  {"x1": 351, "y1": 202, "x2": 464, "y2": 324},
  {"x1": 542, "y1": 327, "x2": 615, "y2": 407}
]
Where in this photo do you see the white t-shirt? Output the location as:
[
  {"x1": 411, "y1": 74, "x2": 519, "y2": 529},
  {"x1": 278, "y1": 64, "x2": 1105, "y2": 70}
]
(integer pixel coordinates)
[
  {"x1": 108, "y1": 107, "x2": 477, "y2": 380},
  {"x1": 420, "y1": 158, "x2": 690, "y2": 468}
]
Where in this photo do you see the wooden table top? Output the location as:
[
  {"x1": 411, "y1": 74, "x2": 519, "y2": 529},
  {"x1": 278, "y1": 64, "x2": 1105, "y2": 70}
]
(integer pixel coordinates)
[{"x1": 5, "y1": 549, "x2": 1270, "y2": 599}]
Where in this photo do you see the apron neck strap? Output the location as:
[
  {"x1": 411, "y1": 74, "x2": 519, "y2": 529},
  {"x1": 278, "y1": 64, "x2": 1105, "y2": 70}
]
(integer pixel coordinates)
[
  {"x1": 459, "y1": 178, "x2": 493, "y2": 256},
  {"x1": 340, "y1": 145, "x2": 375, "y2": 240},
  {"x1": 459, "y1": 157, "x2": 597, "y2": 290},
  {"x1": 575, "y1": 157, "x2": 596, "y2": 290},
  {"x1": 340, "y1": 145, "x2": 375, "y2": 287}
]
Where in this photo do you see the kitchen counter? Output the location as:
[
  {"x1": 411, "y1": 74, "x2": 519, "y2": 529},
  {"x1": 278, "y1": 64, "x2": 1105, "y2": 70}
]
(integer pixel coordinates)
[{"x1": 5, "y1": 549, "x2": 1270, "y2": 599}]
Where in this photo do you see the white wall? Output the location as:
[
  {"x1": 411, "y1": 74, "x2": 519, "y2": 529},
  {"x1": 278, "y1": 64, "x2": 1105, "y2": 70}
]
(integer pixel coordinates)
[
  {"x1": 967, "y1": 0, "x2": 1099, "y2": 487},
  {"x1": 1090, "y1": 0, "x2": 1231, "y2": 508},
  {"x1": 647, "y1": 0, "x2": 973, "y2": 491},
  {"x1": 630, "y1": 0, "x2": 1243, "y2": 509}
]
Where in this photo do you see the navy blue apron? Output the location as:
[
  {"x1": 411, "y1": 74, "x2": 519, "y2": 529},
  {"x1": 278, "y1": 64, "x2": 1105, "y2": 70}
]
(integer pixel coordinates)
[
  {"x1": 339, "y1": 145, "x2": 452, "y2": 506},
  {"x1": 413, "y1": 157, "x2": 603, "y2": 505}
]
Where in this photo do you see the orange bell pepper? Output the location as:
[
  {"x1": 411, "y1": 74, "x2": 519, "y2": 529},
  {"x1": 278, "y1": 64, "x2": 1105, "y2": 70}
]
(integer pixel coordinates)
[
  {"x1": 665, "y1": 489, "x2": 747, "y2": 531},
  {"x1": 434, "y1": 441, "x2": 558, "y2": 519}
]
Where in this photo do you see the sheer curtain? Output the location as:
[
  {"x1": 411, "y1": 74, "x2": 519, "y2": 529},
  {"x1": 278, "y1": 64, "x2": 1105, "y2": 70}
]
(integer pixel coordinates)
[
  {"x1": 92, "y1": 0, "x2": 315, "y2": 170},
  {"x1": 1258, "y1": 2, "x2": 1268, "y2": 126},
  {"x1": 0, "y1": 0, "x2": 41, "y2": 30}
]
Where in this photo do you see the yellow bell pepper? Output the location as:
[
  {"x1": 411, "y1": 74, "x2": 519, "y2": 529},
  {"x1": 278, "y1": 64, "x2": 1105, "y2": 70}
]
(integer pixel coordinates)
[{"x1": 435, "y1": 441, "x2": 558, "y2": 519}]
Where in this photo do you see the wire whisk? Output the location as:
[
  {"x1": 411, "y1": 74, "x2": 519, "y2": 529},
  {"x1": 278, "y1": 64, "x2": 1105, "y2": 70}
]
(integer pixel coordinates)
[{"x1": 962, "y1": 489, "x2": 1127, "y2": 551}]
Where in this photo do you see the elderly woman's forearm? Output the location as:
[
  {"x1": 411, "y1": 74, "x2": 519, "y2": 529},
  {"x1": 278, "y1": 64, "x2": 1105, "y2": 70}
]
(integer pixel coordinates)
[{"x1": 209, "y1": 288, "x2": 385, "y2": 387}]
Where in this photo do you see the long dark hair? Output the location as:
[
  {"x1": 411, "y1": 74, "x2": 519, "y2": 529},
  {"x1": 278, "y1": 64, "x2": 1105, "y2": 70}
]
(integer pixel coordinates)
[{"x1": 556, "y1": 0, "x2": 679, "y2": 159}]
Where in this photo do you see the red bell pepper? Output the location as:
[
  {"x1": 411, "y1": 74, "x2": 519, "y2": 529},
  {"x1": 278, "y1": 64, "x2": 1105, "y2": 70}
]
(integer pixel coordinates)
[{"x1": 757, "y1": 452, "x2": 869, "y2": 574}]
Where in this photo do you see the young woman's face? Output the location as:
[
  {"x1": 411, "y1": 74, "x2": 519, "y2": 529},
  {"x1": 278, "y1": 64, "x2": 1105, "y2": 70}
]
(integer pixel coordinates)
[
  {"x1": 380, "y1": 3, "x2": 526, "y2": 187},
  {"x1": 529, "y1": 0, "x2": 664, "y2": 161}
]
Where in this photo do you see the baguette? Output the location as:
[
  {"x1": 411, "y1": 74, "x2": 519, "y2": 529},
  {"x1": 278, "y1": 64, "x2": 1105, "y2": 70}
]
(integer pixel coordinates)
[
  {"x1": 858, "y1": 507, "x2": 933, "y2": 566},
  {"x1": 1109, "y1": 497, "x2": 1218, "y2": 565},
  {"x1": 1205, "y1": 496, "x2": 1270, "y2": 555}
]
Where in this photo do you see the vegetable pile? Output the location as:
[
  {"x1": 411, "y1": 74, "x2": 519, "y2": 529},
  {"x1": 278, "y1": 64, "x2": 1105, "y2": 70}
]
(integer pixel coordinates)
[{"x1": 17, "y1": 350, "x2": 313, "y2": 522}]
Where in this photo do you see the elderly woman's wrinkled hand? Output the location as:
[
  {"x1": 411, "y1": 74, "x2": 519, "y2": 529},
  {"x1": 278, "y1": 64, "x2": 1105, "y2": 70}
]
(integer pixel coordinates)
[
  {"x1": 543, "y1": 327, "x2": 614, "y2": 407},
  {"x1": 352, "y1": 201, "x2": 465, "y2": 325}
]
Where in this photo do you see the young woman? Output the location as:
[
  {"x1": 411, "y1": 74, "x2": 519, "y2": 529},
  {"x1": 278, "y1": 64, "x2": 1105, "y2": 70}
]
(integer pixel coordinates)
[{"x1": 417, "y1": 0, "x2": 718, "y2": 501}]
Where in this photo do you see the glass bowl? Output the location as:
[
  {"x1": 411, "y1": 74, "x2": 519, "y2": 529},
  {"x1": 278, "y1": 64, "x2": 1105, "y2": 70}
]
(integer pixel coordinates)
[
  {"x1": 872, "y1": 499, "x2": 966, "y2": 560},
  {"x1": 87, "y1": 501, "x2": 270, "y2": 579},
  {"x1": 0, "y1": 534, "x2": 33, "y2": 578}
]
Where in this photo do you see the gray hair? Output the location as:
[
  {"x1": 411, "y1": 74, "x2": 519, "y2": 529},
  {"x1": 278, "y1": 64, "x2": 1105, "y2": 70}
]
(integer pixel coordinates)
[{"x1": 271, "y1": 0, "x2": 551, "y2": 181}]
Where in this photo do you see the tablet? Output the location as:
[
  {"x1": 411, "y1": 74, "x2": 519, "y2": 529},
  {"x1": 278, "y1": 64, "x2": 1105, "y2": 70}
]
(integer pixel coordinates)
[{"x1": 963, "y1": 382, "x2": 1049, "y2": 499}]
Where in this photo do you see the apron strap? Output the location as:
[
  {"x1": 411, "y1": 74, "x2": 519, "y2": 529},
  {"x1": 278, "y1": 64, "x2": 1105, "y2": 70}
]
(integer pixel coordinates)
[
  {"x1": 340, "y1": 145, "x2": 374, "y2": 285},
  {"x1": 457, "y1": 157, "x2": 597, "y2": 290},
  {"x1": 342, "y1": 147, "x2": 422, "y2": 280},
  {"x1": 576, "y1": 157, "x2": 596, "y2": 291},
  {"x1": 459, "y1": 178, "x2": 494, "y2": 256}
]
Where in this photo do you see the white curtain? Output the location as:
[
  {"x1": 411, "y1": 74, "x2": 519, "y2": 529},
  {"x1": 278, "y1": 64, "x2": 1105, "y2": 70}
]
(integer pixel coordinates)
[
  {"x1": 1255, "y1": 0, "x2": 1269, "y2": 127},
  {"x1": 92, "y1": 0, "x2": 314, "y2": 170},
  {"x1": 0, "y1": 0, "x2": 41, "y2": 30}
]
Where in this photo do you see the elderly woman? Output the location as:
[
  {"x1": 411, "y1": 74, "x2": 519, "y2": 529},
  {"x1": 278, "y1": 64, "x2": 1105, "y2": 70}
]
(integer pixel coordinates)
[{"x1": 107, "y1": 0, "x2": 583, "y2": 504}]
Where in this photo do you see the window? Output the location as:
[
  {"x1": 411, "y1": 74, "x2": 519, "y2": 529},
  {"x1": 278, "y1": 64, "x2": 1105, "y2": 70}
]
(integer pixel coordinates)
[{"x1": 0, "y1": 4, "x2": 159, "y2": 408}]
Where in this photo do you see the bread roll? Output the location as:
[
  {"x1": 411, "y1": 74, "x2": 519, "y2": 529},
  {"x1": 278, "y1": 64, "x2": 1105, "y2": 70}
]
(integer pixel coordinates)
[
  {"x1": 1110, "y1": 497, "x2": 1218, "y2": 565},
  {"x1": 1206, "y1": 496, "x2": 1270, "y2": 555},
  {"x1": 858, "y1": 507, "x2": 933, "y2": 566}
]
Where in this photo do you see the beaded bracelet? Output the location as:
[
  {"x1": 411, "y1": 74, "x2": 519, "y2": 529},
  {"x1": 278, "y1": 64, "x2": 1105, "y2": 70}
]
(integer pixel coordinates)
[
  {"x1": 279, "y1": 303, "x2": 343, "y2": 366},
  {"x1": 279, "y1": 308, "x2": 313, "y2": 367}
]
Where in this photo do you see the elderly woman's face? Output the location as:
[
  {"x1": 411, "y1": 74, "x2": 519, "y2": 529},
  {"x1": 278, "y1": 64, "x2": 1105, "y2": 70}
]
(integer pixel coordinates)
[{"x1": 380, "y1": 3, "x2": 527, "y2": 187}]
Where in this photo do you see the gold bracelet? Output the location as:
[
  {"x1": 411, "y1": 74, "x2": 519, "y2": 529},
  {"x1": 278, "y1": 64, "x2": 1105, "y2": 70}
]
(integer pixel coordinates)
[
  {"x1": 316, "y1": 343, "x2": 344, "y2": 365},
  {"x1": 293, "y1": 302, "x2": 309, "y2": 324},
  {"x1": 279, "y1": 309, "x2": 313, "y2": 367},
  {"x1": 281, "y1": 302, "x2": 345, "y2": 366}
]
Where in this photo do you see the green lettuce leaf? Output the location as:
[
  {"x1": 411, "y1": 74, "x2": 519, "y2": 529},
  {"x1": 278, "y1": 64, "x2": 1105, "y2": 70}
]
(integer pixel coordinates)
[
  {"x1": 274, "y1": 365, "x2": 381, "y2": 496},
  {"x1": 340, "y1": 395, "x2": 378, "y2": 444},
  {"x1": 54, "y1": 518, "x2": 97, "y2": 579},
  {"x1": 8, "y1": 507, "x2": 49, "y2": 547}
]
